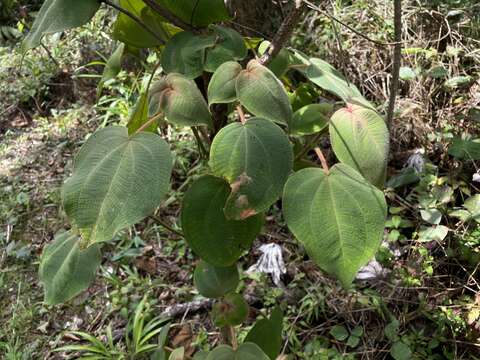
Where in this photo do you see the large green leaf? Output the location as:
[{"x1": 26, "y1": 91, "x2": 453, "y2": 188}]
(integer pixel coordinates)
[
  {"x1": 194, "y1": 260, "x2": 239, "y2": 299},
  {"x1": 289, "y1": 103, "x2": 332, "y2": 135},
  {"x1": 22, "y1": 0, "x2": 100, "y2": 51},
  {"x1": 204, "y1": 25, "x2": 247, "y2": 72},
  {"x1": 161, "y1": 31, "x2": 215, "y2": 79},
  {"x1": 206, "y1": 343, "x2": 270, "y2": 360},
  {"x1": 207, "y1": 61, "x2": 242, "y2": 104},
  {"x1": 209, "y1": 118, "x2": 293, "y2": 220},
  {"x1": 62, "y1": 126, "x2": 172, "y2": 246},
  {"x1": 236, "y1": 60, "x2": 292, "y2": 125},
  {"x1": 113, "y1": 0, "x2": 170, "y2": 48},
  {"x1": 158, "y1": 0, "x2": 230, "y2": 27},
  {"x1": 181, "y1": 176, "x2": 263, "y2": 267},
  {"x1": 244, "y1": 307, "x2": 283, "y2": 360},
  {"x1": 448, "y1": 137, "x2": 480, "y2": 160},
  {"x1": 329, "y1": 104, "x2": 389, "y2": 188},
  {"x1": 39, "y1": 231, "x2": 101, "y2": 305},
  {"x1": 148, "y1": 73, "x2": 213, "y2": 128},
  {"x1": 283, "y1": 164, "x2": 387, "y2": 287}
]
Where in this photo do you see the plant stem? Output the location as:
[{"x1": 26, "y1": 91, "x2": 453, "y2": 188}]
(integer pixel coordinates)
[
  {"x1": 386, "y1": 0, "x2": 402, "y2": 128},
  {"x1": 102, "y1": 0, "x2": 165, "y2": 44},
  {"x1": 294, "y1": 132, "x2": 323, "y2": 161},
  {"x1": 236, "y1": 104, "x2": 246, "y2": 124},
  {"x1": 314, "y1": 147, "x2": 329, "y2": 175},
  {"x1": 220, "y1": 325, "x2": 237, "y2": 349},
  {"x1": 134, "y1": 112, "x2": 163, "y2": 134},
  {"x1": 141, "y1": 0, "x2": 198, "y2": 32},
  {"x1": 192, "y1": 127, "x2": 208, "y2": 158},
  {"x1": 259, "y1": 0, "x2": 304, "y2": 65},
  {"x1": 148, "y1": 215, "x2": 184, "y2": 237}
]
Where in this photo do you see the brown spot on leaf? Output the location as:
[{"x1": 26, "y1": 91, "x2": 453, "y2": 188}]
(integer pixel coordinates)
[
  {"x1": 239, "y1": 208, "x2": 257, "y2": 219},
  {"x1": 230, "y1": 173, "x2": 252, "y2": 194}
]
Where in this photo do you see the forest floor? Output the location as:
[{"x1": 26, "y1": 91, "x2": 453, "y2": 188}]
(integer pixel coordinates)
[{"x1": 1, "y1": 1, "x2": 480, "y2": 359}]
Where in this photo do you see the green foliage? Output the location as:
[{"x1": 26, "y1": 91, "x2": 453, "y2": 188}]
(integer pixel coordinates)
[
  {"x1": 98, "y1": 43, "x2": 125, "y2": 97},
  {"x1": 62, "y1": 126, "x2": 172, "y2": 246},
  {"x1": 448, "y1": 137, "x2": 480, "y2": 159},
  {"x1": 289, "y1": 103, "x2": 332, "y2": 135},
  {"x1": 209, "y1": 118, "x2": 293, "y2": 219},
  {"x1": 283, "y1": 164, "x2": 387, "y2": 286},
  {"x1": 211, "y1": 293, "x2": 249, "y2": 327},
  {"x1": 112, "y1": 0, "x2": 170, "y2": 48},
  {"x1": 236, "y1": 60, "x2": 292, "y2": 125},
  {"x1": 450, "y1": 195, "x2": 480, "y2": 223},
  {"x1": 194, "y1": 261, "x2": 239, "y2": 299},
  {"x1": 127, "y1": 91, "x2": 156, "y2": 134},
  {"x1": 208, "y1": 61, "x2": 242, "y2": 104},
  {"x1": 158, "y1": 0, "x2": 230, "y2": 27},
  {"x1": 181, "y1": 176, "x2": 263, "y2": 267},
  {"x1": 149, "y1": 73, "x2": 213, "y2": 128},
  {"x1": 329, "y1": 104, "x2": 389, "y2": 188},
  {"x1": 258, "y1": 40, "x2": 291, "y2": 77},
  {"x1": 204, "y1": 25, "x2": 247, "y2": 72},
  {"x1": 39, "y1": 231, "x2": 101, "y2": 305},
  {"x1": 244, "y1": 307, "x2": 283, "y2": 360},
  {"x1": 206, "y1": 343, "x2": 270, "y2": 360},
  {"x1": 22, "y1": 0, "x2": 100, "y2": 51}
]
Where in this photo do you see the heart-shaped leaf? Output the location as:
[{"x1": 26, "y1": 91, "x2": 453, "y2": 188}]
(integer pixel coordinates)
[
  {"x1": 22, "y1": 0, "x2": 100, "y2": 51},
  {"x1": 209, "y1": 118, "x2": 293, "y2": 220},
  {"x1": 204, "y1": 25, "x2": 247, "y2": 72},
  {"x1": 329, "y1": 104, "x2": 389, "y2": 188},
  {"x1": 158, "y1": 0, "x2": 230, "y2": 27},
  {"x1": 161, "y1": 31, "x2": 216, "y2": 79},
  {"x1": 289, "y1": 103, "x2": 332, "y2": 135},
  {"x1": 149, "y1": 73, "x2": 213, "y2": 128},
  {"x1": 62, "y1": 126, "x2": 172, "y2": 246},
  {"x1": 211, "y1": 293, "x2": 249, "y2": 327},
  {"x1": 112, "y1": 0, "x2": 171, "y2": 48},
  {"x1": 283, "y1": 164, "x2": 387, "y2": 287},
  {"x1": 244, "y1": 307, "x2": 283, "y2": 359},
  {"x1": 39, "y1": 231, "x2": 102, "y2": 305},
  {"x1": 208, "y1": 61, "x2": 242, "y2": 104},
  {"x1": 206, "y1": 343, "x2": 270, "y2": 360},
  {"x1": 181, "y1": 176, "x2": 263, "y2": 267},
  {"x1": 236, "y1": 60, "x2": 292, "y2": 125},
  {"x1": 194, "y1": 261, "x2": 239, "y2": 299}
]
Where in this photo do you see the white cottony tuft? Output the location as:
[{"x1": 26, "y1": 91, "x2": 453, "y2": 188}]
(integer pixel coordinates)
[
  {"x1": 247, "y1": 243, "x2": 286, "y2": 286},
  {"x1": 406, "y1": 148, "x2": 425, "y2": 173},
  {"x1": 356, "y1": 259, "x2": 389, "y2": 281},
  {"x1": 473, "y1": 170, "x2": 480, "y2": 182}
]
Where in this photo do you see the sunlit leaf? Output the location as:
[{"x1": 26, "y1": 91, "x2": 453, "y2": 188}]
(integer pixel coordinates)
[
  {"x1": 207, "y1": 61, "x2": 242, "y2": 104},
  {"x1": 289, "y1": 103, "x2": 332, "y2": 135},
  {"x1": 329, "y1": 104, "x2": 389, "y2": 188},
  {"x1": 283, "y1": 164, "x2": 387, "y2": 287},
  {"x1": 204, "y1": 25, "x2": 247, "y2": 72},
  {"x1": 39, "y1": 231, "x2": 101, "y2": 305},
  {"x1": 62, "y1": 126, "x2": 172, "y2": 246},
  {"x1": 236, "y1": 60, "x2": 292, "y2": 125},
  {"x1": 209, "y1": 118, "x2": 293, "y2": 219},
  {"x1": 127, "y1": 92, "x2": 157, "y2": 134}
]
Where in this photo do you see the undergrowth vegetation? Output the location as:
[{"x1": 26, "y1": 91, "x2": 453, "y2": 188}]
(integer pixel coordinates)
[{"x1": 1, "y1": 0, "x2": 479, "y2": 359}]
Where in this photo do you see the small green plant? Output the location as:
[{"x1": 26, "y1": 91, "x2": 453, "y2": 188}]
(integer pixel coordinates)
[{"x1": 25, "y1": 0, "x2": 393, "y2": 357}]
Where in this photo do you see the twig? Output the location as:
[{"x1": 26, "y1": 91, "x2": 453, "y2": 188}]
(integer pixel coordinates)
[
  {"x1": 259, "y1": 0, "x2": 305, "y2": 65},
  {"x1": 236, "y1": 104, "x2": 246, "y2": 124},
  {"x1": 302, "y1": 0, "x2": 403, "y2": 47},
  {"x1": 148, "y1": 215, "x2": 184, "y2": 237},
  {"x1": 102, "y1": 0, "x2": 165, "y2": 44},
  {"x1": 141, "y1": 0, "x2": 197, "y2": 32},
  {"x1": 192, "y1": 127, "x2": 208, "y2": 158},
  {"x1": 386, "y1": 0, "x2": 402, "y2": 127},
  {"x1": 135, "y1": 112, "x2": 163, "y2": 134},
  {"x1": 314, "y1": 147, "x2": 329, "y2": 174}
]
